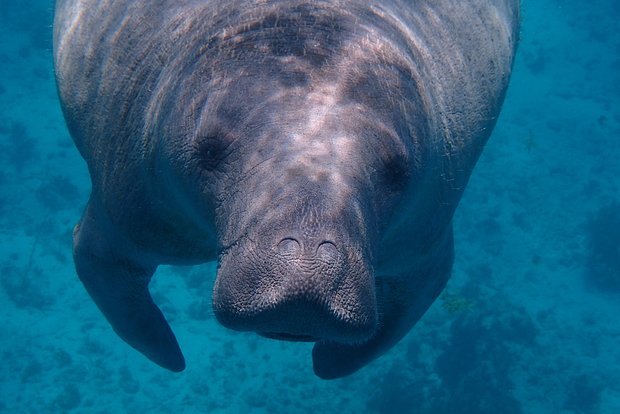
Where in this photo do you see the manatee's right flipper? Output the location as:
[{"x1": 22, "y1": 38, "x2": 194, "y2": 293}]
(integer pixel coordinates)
[{"x1": 73, "y1": 201, "x2": 185, "y2": 372}]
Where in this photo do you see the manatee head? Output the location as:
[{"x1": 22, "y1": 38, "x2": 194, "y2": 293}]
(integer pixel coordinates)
[{"x1": 158, "y1": 7, "x2": 431, "y2": 349}]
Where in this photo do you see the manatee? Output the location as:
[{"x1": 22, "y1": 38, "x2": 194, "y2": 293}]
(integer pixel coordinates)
[{"x1": 53, "y1": 0, "x2": 520, "y2": 379}]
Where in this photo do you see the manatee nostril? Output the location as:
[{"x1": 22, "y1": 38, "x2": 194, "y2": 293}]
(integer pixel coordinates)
[
  {"x1": 317, "y1": 241, "x2": 339, "y2": 262},
  {"x1": 277, "y1": 238, "x2": 301, "y2": 256}
]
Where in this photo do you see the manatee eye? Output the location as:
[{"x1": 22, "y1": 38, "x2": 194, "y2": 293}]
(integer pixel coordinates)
[
  {"x1": 195, "y1": 131, "x2": 229, "y2": 171},
  {"x1": 382, "y1": 155, "x2": 410, "y2": 191}
]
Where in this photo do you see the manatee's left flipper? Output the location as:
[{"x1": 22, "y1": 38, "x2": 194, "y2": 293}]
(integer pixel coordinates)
[
  {"x1": 73, "y1": 201, "x2": 185, "y2": 372},
  {"x1": 312, "y1": 275, "x2": 451, "y2": 379},
  {"x1": 313, "y1": 227, "x2": 455, "y2": 379}
]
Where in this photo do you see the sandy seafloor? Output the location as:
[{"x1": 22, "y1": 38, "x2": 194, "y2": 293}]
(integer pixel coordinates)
[{"x1": 1, "y1": 1, "x2": 619, "y2": 413}]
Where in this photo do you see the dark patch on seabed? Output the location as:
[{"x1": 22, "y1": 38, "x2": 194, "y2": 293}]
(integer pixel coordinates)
[{"x1": 1, "y1": 0, "x2": 620, "y2": 413}]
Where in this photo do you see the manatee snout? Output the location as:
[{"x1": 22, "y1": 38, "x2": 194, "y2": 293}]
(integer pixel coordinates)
[{"x1": 213, "y1": 219, "x2": 378, "y2": 345}]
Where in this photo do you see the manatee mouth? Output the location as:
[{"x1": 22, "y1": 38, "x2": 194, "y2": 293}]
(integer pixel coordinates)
[{"x1": 261, "y1": 332, "x2": 319, "y2": 342}]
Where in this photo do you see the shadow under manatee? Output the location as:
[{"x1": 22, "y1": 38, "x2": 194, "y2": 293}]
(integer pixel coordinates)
[
  {"x1": 585, "y1": 200, "x2": 620, "y2": 292},
  {"x1": 428, "y1": 307, "x2": 536, "y2": 414},
  {"x1": 367, "y1": 293, "x2": 538, "y2": 414}
]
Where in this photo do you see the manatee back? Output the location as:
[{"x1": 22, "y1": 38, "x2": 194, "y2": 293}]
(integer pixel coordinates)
[
  {"x1": 54, "y1": 0, "x2": 518, "y2": 180},
  {"x1": 54, "y1": 0, "x2": 167, "y2": 168},
  {"x1": 390, "y1": 0, "x2": 520, "y2": 186}
]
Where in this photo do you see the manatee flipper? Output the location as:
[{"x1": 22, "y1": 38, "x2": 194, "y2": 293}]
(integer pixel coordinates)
[
  {"x1": 312, "y1": 227, "x2": 454, "y2": 379},
  {"x1": 73, "y1": 200, "x2": 185, "y2": 372}
]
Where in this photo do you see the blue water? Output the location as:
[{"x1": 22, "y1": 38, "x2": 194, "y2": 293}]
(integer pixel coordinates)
[{"x1": 1, "y1": 1, "x2": 619, "y2": 413}]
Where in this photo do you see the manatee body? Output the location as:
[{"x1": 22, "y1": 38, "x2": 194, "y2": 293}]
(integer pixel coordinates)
[{"x1": 54, "y1": 0, "x2": 519, "y2": 379}]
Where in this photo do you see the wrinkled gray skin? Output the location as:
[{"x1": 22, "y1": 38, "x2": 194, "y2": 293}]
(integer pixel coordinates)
[{"x1": 54, "y1": 0, "x2": 519, "y2": 379}]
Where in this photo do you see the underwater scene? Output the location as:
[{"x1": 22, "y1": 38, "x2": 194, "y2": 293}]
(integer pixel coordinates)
[{"x1": 1, "y1": 0, "x2": 619, "y2": 413}]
